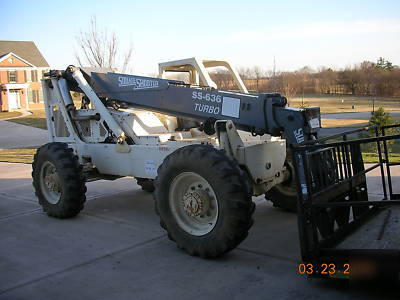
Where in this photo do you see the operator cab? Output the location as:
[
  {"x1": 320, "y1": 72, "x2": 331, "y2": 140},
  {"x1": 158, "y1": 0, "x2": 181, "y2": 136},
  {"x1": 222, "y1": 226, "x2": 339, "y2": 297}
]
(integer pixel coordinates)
[
  {"x1": 158, "y1": 57, "x2": 248, "y2": 94},
  {"x1": 158, "y1": 58, "x2": 249, "y2": 133}
]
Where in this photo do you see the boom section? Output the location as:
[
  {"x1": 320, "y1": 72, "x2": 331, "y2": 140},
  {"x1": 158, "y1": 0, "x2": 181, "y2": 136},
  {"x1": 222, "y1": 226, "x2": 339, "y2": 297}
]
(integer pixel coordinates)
[
  {"x1": 82, "y1": 70, "x2": 320, "y2": 144},
  {"x1": 90, "y1": 72, "x2": 274, "y2": 131}
]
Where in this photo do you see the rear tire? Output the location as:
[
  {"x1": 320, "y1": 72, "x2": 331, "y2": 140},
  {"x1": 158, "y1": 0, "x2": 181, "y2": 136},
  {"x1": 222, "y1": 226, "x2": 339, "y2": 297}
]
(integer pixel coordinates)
[
  {"x1": 265, "y1": 159, "x2": 298, "y2": 212},
  {"x1": 32, "y1": 142, "x2": 86, "y2": 218},
  {"x1": 265, "y1": 183, "x2": 298, "y2": 212},
  {"x1": 155, "y1": 144, "x2": 254, "y2": 258}
]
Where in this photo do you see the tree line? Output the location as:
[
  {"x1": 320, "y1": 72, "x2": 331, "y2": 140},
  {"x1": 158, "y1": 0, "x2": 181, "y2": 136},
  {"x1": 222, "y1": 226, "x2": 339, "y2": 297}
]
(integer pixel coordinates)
[
  {"x1": 211, "y1": 57, "x2": 400, "y2": 98},
  {"x1": 74, "y1": 17, "x2": 398, "y2": 100},
  {"x1": 74, "y1": 18, "x2": 398, "y2": 99}
]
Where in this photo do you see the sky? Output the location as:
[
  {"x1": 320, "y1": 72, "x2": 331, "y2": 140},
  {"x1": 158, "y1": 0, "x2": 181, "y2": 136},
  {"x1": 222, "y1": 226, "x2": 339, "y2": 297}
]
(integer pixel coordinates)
[{"x1": 1, "y1": 0, "x2": 400, "y2": 75}]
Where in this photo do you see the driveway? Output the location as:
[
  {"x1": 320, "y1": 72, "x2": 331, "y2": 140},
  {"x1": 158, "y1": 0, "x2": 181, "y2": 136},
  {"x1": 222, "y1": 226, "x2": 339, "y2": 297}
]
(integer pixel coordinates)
[
  {"x1": 0, "y1": 162, "x2": 399, "y2": 299},
  {"x1": 320, "y1": 127, "x2": 358, "y2": 136},
  {"x1": 0, "y1": 120, "x2": 47, "y2": 149}
]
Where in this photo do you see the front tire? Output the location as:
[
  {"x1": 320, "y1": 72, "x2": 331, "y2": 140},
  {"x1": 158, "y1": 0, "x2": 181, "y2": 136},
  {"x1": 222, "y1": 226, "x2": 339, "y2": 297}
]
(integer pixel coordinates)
[
  {"x1": 155, "y1": 145, "x2": 254, "y2": 258},
  {"x1": 32, "y1": 143, "x2": 86, "y2": 218}
]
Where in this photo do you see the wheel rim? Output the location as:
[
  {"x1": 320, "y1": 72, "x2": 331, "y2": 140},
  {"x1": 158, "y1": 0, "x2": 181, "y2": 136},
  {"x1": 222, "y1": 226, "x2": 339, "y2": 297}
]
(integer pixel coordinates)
[
  {"x1": 276, "y1": 161, "x2": 297, "y2": 197},
  {"x1": 40, "y1": 161, "x2": 62, "y2": 204},
  {"x1": 169, "y1": 172, "x2": 219, "y2": 236}
]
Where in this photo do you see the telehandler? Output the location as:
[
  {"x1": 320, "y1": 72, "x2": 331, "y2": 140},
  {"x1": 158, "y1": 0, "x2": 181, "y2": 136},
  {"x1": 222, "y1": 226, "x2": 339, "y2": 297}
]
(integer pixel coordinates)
[{"x1": 33, "y1": 58, "x2": 400, "y2": 278}]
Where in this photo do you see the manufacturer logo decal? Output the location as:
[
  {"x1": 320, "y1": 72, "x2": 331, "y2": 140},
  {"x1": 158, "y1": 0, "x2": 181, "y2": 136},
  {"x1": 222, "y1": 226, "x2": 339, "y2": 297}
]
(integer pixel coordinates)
[
  {"x1": 294, "y1": 128, "x2": 305, "y2": 143},
  {"x1": 118, "y1": 76, "x2": 159, "y2": 90}
]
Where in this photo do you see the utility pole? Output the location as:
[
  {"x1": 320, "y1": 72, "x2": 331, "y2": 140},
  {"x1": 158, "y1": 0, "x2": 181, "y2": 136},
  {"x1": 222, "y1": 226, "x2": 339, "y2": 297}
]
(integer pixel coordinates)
[
  {"x1": 372, "y1": 98, "x2": 375, "y2": 114},
  {"x1": 272, "y1": 55, "x2": 276, "y2": 91}
]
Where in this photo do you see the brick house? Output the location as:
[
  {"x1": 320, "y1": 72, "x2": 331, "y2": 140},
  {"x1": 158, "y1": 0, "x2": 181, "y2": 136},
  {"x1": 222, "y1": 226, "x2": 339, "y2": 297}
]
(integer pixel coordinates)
[{"x1": 0, "y1": 40, "x2": 50, "y2": 111}]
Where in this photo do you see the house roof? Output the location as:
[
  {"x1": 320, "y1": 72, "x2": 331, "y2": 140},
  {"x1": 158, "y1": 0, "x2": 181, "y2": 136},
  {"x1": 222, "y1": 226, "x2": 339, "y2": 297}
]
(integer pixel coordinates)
[
  {"x1": 0, "y1": 52, "x2": 35, "y2": 67},
  {"x1": 0, "y1": 41, "x2": 49, "y2": 67}
]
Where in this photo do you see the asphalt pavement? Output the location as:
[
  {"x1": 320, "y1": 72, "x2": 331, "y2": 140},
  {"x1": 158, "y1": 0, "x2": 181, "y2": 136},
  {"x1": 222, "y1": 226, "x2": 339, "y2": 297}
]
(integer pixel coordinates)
[
  {"x1": 0, "y1": 120, "x2": 47, "y2": 149},
  {"x1": 0, "y1": 162, "x2": 399, "y2": 300},
  {"x1": 0, "y1": 111, "x2": 399, "y2": 299}
]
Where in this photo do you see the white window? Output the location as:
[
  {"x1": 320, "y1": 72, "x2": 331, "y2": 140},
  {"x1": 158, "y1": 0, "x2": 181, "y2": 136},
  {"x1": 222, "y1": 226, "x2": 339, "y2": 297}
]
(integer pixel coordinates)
[{"x1": 8, "y1": 71, "x2": 17, "y2": 82}]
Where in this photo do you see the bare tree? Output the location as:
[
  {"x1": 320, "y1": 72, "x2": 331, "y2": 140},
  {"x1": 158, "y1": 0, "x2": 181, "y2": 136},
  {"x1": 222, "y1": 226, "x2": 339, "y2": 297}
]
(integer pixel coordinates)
[
  {"x1": 237, "y1": 66, "x2": 252, "y2": 80},
  {"x1": 317, "y1": 67, "x2": 337, "y2": 94},
  {"x1": 339, "y1": 67, "x2": 361, "y2": 95},
  {"x1": 75, "y1": 16, "x2": 133, "y2": 72},
  {"x1": 276, "y1": 72, "x2": 299, "y2": 101},
  {"x1": 251, "y1": 66, "x2": 264, "y2": 91},
  {"x1": 358, "y1": 61, "x2": 375, "y2": 95},
  {"x1": 210, "y1": 69, "x2": 236, "y2": 90}
]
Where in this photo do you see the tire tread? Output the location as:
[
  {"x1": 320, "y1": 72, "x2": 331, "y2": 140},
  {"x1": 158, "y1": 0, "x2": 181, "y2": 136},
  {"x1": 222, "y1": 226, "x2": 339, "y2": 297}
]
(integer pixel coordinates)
[
  {"x1": 154, "y1": 144, "x2": 254, "y2": 258},
  {"x1": 32, "y1": 142, "x2": 86, "y2": 218}
]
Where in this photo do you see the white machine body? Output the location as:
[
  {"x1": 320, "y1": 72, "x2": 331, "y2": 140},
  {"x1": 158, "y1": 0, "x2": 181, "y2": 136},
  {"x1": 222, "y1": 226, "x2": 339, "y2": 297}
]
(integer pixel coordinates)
[{"x1": 42, "y1": 59, "x2": 287, "y2": 195}]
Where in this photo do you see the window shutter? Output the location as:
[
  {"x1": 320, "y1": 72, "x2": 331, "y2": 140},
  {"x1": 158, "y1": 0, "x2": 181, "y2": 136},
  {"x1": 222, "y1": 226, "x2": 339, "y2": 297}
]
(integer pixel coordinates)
[
  {"x1": 31, "y1": 70, "x2": 36, "y2": 82},
  {"x1": 26, "y1": 70, "x2": 32, "y2": 82}
]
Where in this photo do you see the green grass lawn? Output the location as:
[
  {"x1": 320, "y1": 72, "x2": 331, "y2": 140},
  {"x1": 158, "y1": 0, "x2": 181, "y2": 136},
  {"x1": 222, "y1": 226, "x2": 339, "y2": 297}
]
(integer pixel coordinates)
[
  {"x1": 7, "y1": 110, "x2": 47, "y2": 129},
  {"x1": 0, "y1": 148, "x2": 36, "y2": 164},
  {"x1": 321, "y1": 115, "x2": 400, "y2": 128},
  {"x1": 0, "y1": 111, "x2": 22, "y2": 119},
  {"x1": 290, "y1": 94, "x2": 400, "y2": 113},
  {"x1": 363, "y1": 152, "x2": 400, "y2": 163}
]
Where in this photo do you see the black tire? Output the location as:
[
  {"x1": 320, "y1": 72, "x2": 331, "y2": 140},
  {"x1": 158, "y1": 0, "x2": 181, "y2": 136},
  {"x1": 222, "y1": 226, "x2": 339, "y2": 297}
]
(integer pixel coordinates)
[
  {"x1": 155, "y1": 144, "x2": 254, "y2": 258},
  {"x1": 265, "y1": 184, "x2": 298, "y2": 212},
  {"x1": 265, "y1": 157, "x2": 298, "y2": 213},
  {"x1": 136, "y1": 178, "x2": 155, "y2": 193},
  {"x1": 32, "y1": 142, "x2": 87, "y2": 218}
]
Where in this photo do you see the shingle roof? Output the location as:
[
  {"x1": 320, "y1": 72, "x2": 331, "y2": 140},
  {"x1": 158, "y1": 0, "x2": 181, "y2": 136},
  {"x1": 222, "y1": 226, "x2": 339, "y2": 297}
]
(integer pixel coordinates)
[{"x1": 0, "y1": 41, "x2": 49, "y2": 67}]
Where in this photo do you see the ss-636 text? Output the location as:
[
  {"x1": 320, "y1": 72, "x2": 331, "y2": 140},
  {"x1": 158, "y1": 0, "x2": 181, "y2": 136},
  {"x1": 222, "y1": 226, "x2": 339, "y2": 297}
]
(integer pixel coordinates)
[{"x1": 192, "y1": 91, "x2": 222, "y2": 103}]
